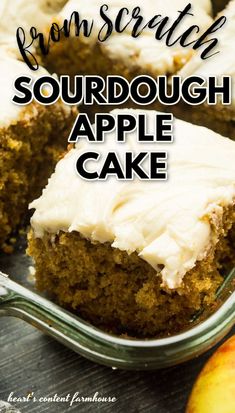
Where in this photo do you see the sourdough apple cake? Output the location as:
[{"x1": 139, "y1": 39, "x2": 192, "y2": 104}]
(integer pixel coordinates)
[
  {"x1": 28, "y1": 109, "x2": 235, "y2": 338},
  {"x1": 0, "y1": 50, "x2": 76, "y2": 249},
  {"x1": 0, "y1": 0, "x2": 67, "y2": 55},
  {"x1": 42, "y1": 0, "x2": 212, "y2": 80},
  {"x1": 174, "y1": 0, "x2": 235, "y2": 139}
]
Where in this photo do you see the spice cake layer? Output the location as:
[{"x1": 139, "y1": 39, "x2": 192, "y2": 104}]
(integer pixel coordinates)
[
  {"x1": 0, "y1": 51, "x2": 76, "y2": 249},
  {"x1": 28, "y1": 109, "x2": 235, "y2": 337}
]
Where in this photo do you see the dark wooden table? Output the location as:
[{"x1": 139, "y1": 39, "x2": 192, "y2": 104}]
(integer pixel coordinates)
[
  {"x1": 0, "y1": 239, "x2": 234, "y2": 413},
  {"x1": 0, "y1": 318, "x2": 233, "y2": 413}
]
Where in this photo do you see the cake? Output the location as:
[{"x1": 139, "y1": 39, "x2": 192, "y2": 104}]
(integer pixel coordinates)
[
  {"x1": 28, "y1": 109, "x2": 235, "y2": 338},
  {"x1": 214, "y1": 0, "x2": 229, "y2": 13},
  {"x1": 0, "y1": 50, "x2": 76, "y2": 250},
  {"x1": 0, "y1": 0, "x2": 67, "y2": 55},
  {"x1": 173, "y1": 0, "x2": 235, "y2": 139},
  {"x1": 41, "y1": 0, "x2": 212, "y2": 82}
]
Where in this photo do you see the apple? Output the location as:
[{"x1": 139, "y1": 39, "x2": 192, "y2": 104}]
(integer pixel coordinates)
[{"x1": 186, "y1": 335, "x2": 235, "y2": 413}]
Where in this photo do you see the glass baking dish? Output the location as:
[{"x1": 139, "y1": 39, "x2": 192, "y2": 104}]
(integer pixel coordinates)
[{"x1": 0, "y1": 263, "x2": 234, "y2": 371}]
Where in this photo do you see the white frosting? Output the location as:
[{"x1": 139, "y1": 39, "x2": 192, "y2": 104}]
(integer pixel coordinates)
[
  {"x1": 58, "y1": 0, "x2": 213, "y2": 75},
  {"x1": 178, "y1": 0, "x2": 235, "y2": 108},
  {"x1": 0, "y1": 0, "x2": 67, "y2": 53},
  {"x1": 0, "y1": 0, "x2": 212, "y2": 74},
  {"x1": 0, "y1": 50, "x2": 50, "y2": 128},
  {"x1": 30, "y1": 109, "x2": 235, "y2": 289}
]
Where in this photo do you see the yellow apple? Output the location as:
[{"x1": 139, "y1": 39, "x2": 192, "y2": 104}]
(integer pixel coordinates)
[{"x1": 186, "y1": 335, "x2": 235, "y2": 413}]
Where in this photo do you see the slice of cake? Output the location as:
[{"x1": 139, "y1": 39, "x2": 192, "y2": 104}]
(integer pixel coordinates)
[
  {"x1": 0, "y1": 50, "x2": 76, "y2": 250},
  {"x1": 0, "y1": 0, "x2": 67, "y2": 55},
  {"x1": 42, "y1": 0, "x2": 212, "y2": 81},
  {"x1": 28, "y1": 109, "x2": 235, "y2": 338},
  {"x1": 174, "y1": 0, "x2": 235, "y2": 139}
]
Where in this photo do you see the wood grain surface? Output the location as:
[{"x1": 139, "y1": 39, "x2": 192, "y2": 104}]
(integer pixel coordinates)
[
  {"x1": 0, "y1": 238, "x2": 234, "y2": 413},
  {"x1": 0, "y1": 317, "x2": 233, "y2": 413}
]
